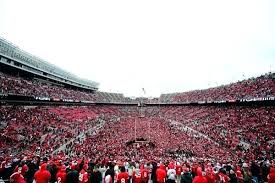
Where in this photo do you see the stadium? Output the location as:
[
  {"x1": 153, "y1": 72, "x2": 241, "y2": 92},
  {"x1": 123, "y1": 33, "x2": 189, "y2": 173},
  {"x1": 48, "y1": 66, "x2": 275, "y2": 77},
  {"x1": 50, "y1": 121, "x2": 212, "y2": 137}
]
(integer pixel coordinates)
[{"x1": 0, "y1": 1, "x2": 275, "y2": 183}]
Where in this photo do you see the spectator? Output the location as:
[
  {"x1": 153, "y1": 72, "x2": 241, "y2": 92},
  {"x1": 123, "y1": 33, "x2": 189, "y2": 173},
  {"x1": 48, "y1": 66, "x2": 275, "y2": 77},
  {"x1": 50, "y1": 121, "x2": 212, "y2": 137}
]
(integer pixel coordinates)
[
  {"x1": 180, "y1": 167, "x2": 192, "y2": 183},
  {"x1": 229, "y1": 170, "x2": 238, "y2": 183},
  {"x1": 250, "y1": 161, "x2": 260, "y2": 183},
  {"x1": 34, "y1": 163, "x2": 51, "y2": 183},
  {"x1": 66, "y1": 166, "x2": 79, "y2": 183},
  {"x1": 140, "y1": 164, "x2": 150, "y2": 183},
  {"x1": 268, "y1": 167, "x2": 275, "y2": 183},
  {"x1": 56, "y1": 166, "x2": 66, "y2": 183},
  {"x1": 10, "y1": 172, "x2": 26, "y2": 183},
  {"x1": 167, "y1": 163, "x2": 176, "y2": 183},
  {"x1": 105, "y1": 162, "x2": 115, "y2": 183},
  {"x1": 156, "y1": 164, "x2": 166, "y2": 183},
  {"x1": 242, "y1": 163, "x2": 252, "y2": 183},
  {"x1": 192, "y1": 167, "x2": 207, "y2": 183},
  {"x1": 89, "y1": 165, "x2": 101, "y2": 183},
  {"x1": 117, "y1": 166, "x2": 129, "y2": 183}
]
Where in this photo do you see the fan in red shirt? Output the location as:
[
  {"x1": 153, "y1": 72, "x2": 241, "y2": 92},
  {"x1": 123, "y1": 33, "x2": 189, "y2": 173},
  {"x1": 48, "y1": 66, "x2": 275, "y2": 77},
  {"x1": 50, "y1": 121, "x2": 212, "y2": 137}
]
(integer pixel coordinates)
[
  {"x1": 205, "y1": 168, "x2": 216, "y2": 183},
  {"x1": 14, "y1": 163, "x2": 29, "y2": 178},
  {"x1": 156, "y1": 164, "x2": 166, "y2": 183},
  {"x1": 268, "y1": 167, "x2": 275, "y2": 183},
  {"x1": 117, "y1": 166, "x2": 129, "y2": 183},
  {"x1": 10, "y1": 172, "x2": 26, "y2": 183},
  {"x1": 78, "y1": 167, "x2": 89, "y2": 183},
  {"x1": 235, "y1": 166, "x2": 243, "y2": 183},
  {"x1": 56, "y1": 166, "x2": 67, "y2": 183},
  {"x1": 34, "y1": 163, "x2": 51, "y2": 183},
  {"x1": 192, "y1": 167, "x2": 207, "y2": 183},
  {"x1": 141, "y1": 164, "x2": 150, "y2": 183},
  {"x1": 133, "y1": 168, "x2": 142, "y2": 183}
]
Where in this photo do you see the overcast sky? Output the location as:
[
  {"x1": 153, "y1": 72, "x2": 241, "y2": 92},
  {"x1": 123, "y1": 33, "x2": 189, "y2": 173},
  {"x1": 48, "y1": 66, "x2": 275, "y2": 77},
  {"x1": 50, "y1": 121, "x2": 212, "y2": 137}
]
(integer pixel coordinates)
[{"x1": 0, "y1": 0, "x2": 274, "y2": 97}]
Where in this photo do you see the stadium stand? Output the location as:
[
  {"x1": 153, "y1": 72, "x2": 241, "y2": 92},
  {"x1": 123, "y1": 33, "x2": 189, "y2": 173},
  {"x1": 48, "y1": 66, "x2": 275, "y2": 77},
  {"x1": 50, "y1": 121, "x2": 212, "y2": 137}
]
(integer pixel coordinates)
[
  {"x1": 0, "y1": 105, "x2": 274, "y2": 158},
  {"x1": 160, "y1": 106, "x2": 275, "y2": 160},
  {"x1": 0, "y1": 38, "x2": 275, "y2": 183},
  {"x1": 0, "y1": 71, "x2": 95, "y2": 101},
  {"x1": 0, "y1": 71, "x2": 133, "y2": 103},
  {"x1": 0, "y1": 106, "x2": 122, "y2": 156},
  {"x1": 0, "y1": 37, "x2": 98, "y2": 90},
  {"x1": 160, "y1": 72, "x2": 275, "y2": 103}
]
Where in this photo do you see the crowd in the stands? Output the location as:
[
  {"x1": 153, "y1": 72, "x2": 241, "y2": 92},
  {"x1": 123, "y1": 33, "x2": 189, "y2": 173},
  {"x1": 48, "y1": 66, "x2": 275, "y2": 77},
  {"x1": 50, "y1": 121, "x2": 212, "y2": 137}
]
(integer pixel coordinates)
[
  {"x1": 1, "y1": 71, "x2": 275, "y2": 104},
  {"x1": 1, "y1": 105, "x2": 274, "y2": 162},
  {"x1": 0, "y1": 72, "x2": 94, "y2": 101},
  {"x1": 0, "y1": 106, "x2": 121, "y2": 157},
  {"x1": 0, "y1": 72, "x2": 131, "y2": 103},
  {"x1": 161, "y1": 106, "x2": 275, "y2": 161},
  {"x1": 160, "y1": 72, "x2": 275, "y2": 103}
]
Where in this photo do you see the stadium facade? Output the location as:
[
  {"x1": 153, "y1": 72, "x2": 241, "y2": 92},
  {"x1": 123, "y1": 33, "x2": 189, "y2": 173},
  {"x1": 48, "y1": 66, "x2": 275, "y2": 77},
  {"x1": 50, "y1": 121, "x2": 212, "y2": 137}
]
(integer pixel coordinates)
[{"x1": 0, "y1": 37, "x2": 99, "y2": 91}]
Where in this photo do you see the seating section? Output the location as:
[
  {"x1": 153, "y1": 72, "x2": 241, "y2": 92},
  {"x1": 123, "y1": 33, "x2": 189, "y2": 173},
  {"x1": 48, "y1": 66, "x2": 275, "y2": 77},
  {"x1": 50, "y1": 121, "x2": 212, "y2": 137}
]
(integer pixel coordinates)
[
  {"x1": 160, "y1": 106, "x2": 275, "y2": 160},
  {"x1": 0, "y1": 106, "x2": 121, "y2": 156},
  {"x1": 0, "y1": 71, "x2": 132, "y2": 103},
  {"x1": 1, "y1": 71, "x2": 274, "y2": 104},
  {"x1": 1, "y1": 105, "x2": 274, "y2": 163},
  {"x1": 160, "y1": 72, "x2": 275, "y2": 103}
]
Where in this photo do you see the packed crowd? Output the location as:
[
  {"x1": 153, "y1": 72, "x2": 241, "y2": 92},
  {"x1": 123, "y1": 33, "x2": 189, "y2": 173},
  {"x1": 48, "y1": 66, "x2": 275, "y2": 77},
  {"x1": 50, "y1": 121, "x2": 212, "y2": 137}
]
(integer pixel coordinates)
[
  {"x1": 70, "y1": 116, "x2": 233, "y2": 162},
  {"x1": 0, "y1": 72, "x2": 131, "y2": 103},
  {"x1": 0, "y1": 106, "x2": 121, "y2": 157},
  {"x1": 160, "y1": 106, "x2": 275, "y2": 161},
  {"x1": 1, "y1": 105, "x2": 274, "y2": 183},
  {"x1": 1, "y1": 105, "x2": 274, "y2": 162},
  {"x1": 160, "y1": 72, "x2": 275, "y2": 103},
  {"x1": 1, "y1": 71, "x2": 275, "y2": 104}
]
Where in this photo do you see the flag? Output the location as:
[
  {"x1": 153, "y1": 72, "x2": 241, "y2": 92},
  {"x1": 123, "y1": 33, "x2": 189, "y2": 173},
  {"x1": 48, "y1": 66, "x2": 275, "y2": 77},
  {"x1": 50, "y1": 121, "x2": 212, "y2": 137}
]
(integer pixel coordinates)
[{"x1": 142, "y1": 88, "x2": 146, "y2": 95}]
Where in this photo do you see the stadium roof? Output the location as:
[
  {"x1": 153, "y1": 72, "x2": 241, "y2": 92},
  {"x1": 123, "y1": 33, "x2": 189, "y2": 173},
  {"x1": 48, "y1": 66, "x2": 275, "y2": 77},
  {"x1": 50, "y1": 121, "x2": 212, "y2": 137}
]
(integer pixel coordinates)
[{"x1": 0, "y1": 37, "x2": 99, "y2": 90}]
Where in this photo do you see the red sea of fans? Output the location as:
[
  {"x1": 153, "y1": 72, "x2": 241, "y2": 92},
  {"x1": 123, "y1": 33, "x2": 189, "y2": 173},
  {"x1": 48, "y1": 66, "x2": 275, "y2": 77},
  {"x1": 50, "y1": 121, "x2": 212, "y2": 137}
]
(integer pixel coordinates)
[
  {"x1": 160, "y1": 72, "x2": 275, "y2": 103},
  {"x1": 160, "y1": 106, "x2": 275, "y2": 161},
  {"x1": 0, "y1": 71, "x2": 275, "y2": 183},
  {"x1": 0, "y1": 72, "x2": 131, "y2": 103},
  {"x1": 1, "y1": 71, "x2": 275, "y2": 104},
  {"x1": 0, "y1": 105, "x2": 275, "y2": 183}
]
